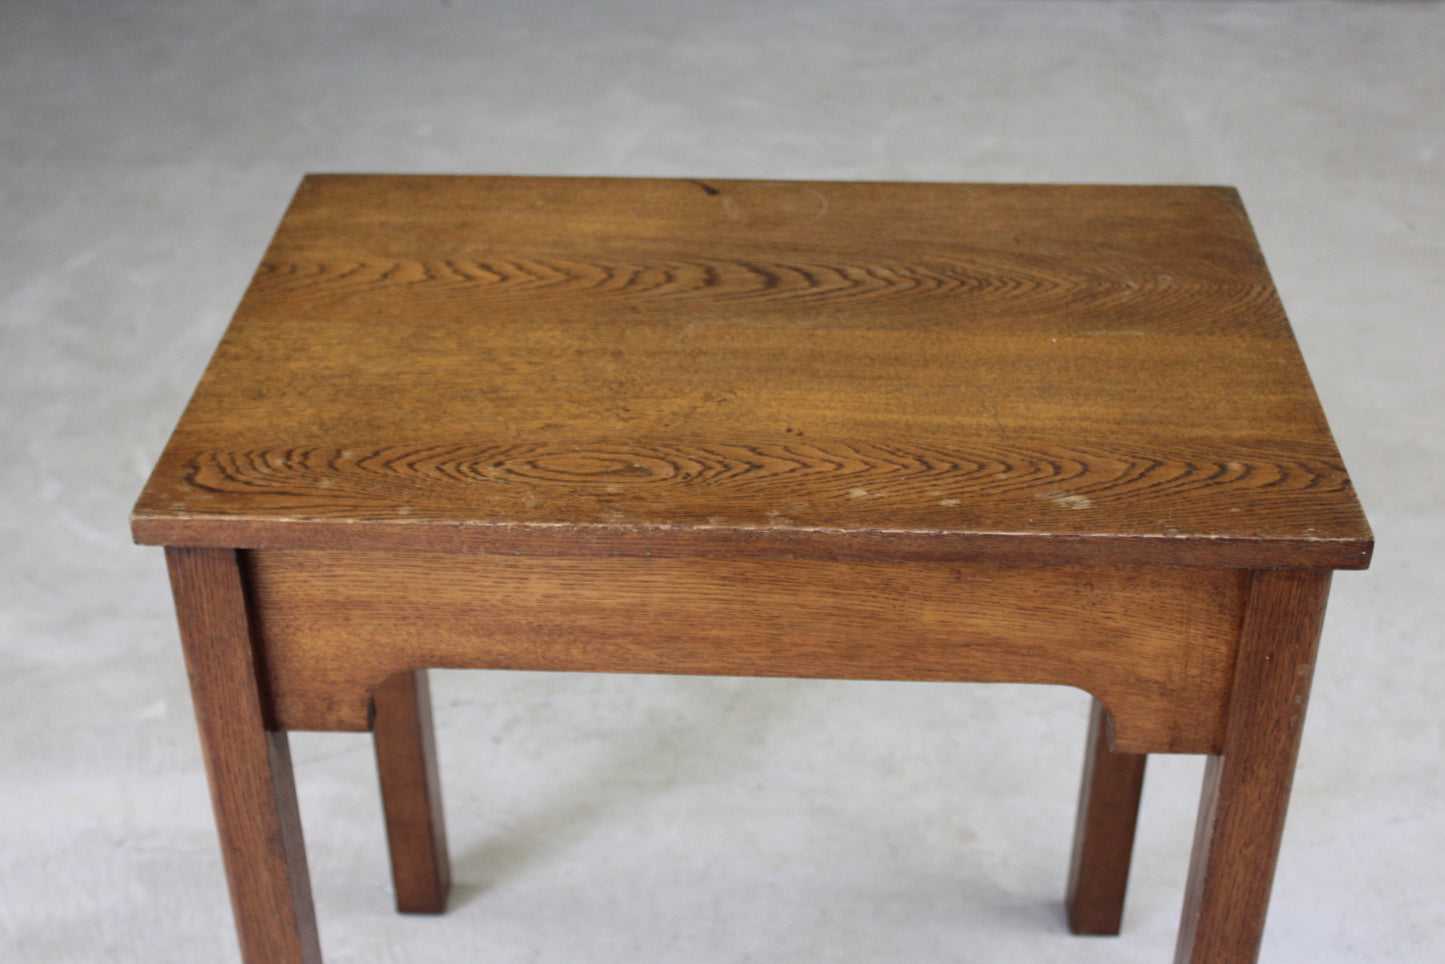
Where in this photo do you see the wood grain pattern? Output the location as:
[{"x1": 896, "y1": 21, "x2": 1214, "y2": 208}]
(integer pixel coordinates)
[
  {"x1": 372, "y1": 670, "x2": 450, "y2": 914},
  {"x1": 137, "y1": 433, "x2": 1365, "y2": 568},
  {"x1": 1174, "y1": 569, "x2": 1332, "y2": 964},
  {"x1": 1067, "y1": 698, "x2": 1148, "y2": 935},
  {"x1": 166, "y1": 547, "x2": 321, "y2": 964},
  {"x1": 245, "y1": 249, "x2": 1288, "y2": 335},
  {"x1": 131, "y1": 176, "x2": 1372, "y2": 570},
  {"x1": 242, "y1": 549, "x2": 1247, "y2": 755}
]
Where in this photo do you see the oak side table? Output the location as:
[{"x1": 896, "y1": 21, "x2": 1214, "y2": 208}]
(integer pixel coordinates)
[{"x1": 133, "y1": 175, "x2": 1372, "y2": 963}]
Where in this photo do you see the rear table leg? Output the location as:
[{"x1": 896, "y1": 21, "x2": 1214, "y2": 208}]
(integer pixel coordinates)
[
  {"x1": 1067, "y1": 698, "x2": 1147, "y2": 935},
  {"x1": 373, "y1": 669, "x2": 451, "y2": 914}
]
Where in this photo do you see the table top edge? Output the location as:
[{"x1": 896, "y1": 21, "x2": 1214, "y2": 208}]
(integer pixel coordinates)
[{"x1": 130, "y1": 511, "x2": 1373, "y2": 570}]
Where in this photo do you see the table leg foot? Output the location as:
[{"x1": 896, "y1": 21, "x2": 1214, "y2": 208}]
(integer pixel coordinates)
[
  {"x1": 374, "y1": 669, "x2": 451, "y2": 914},
  {"x1": 168, "y1": 547, "x2": 322, "y2": 964},
  {"x1": 1066, "y1": 698, "x2": 1147, "y2": 935},
  {"x1": 1174, "y1": 569, "x2": 1332, "y2": 964}
]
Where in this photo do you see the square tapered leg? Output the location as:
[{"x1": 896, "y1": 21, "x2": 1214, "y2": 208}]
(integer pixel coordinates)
[
  {"x1": 1067, "y1": 698, "x2": 1147, "y2": 935},
  {"x1": 373, "y1": 669, "x2": 451, "y2": 914},
  {"x1": 168, "y1": 547, "x2": 321, "y2": 964},
  {"x1": 1174, "y1": 569, "x2": 1332, "y2": 964}
]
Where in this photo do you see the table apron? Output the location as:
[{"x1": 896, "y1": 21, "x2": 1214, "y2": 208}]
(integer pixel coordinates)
[{"x1": 240, "y1": 549, "x2": 1250, "y2": 754}]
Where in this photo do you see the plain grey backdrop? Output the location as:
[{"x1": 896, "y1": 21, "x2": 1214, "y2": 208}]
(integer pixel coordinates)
[{"x1": 2, "y1": 1, "x2": 1440, "y2": 961}]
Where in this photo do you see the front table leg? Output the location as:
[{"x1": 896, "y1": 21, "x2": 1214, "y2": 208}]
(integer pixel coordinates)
[
  {"x1": 167, "y1": 547, "x2": 322, "y2": 964},
  {"x1": 1175, "y1": 569, "x2": 1332, "y2": 964}
]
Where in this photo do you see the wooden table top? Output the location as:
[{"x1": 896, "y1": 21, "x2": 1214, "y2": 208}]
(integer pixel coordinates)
[{"x1": 132, "y1": 175, "x2": 1371, "y2": 568}]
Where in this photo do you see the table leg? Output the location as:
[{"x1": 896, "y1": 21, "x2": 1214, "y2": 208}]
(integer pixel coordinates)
[
  {"x1": 1174, "y1": 569, "x2": 1332, "y2": 964},
  {"x1": 1066, "y1": 697, "x2": 1147, "y2": 935},
  {"x1": 167, "y1": 547, "x2": 321, "y2": 964},
  {"x1": 373, "y1": 669, "x2": 451, "y2": 913}
]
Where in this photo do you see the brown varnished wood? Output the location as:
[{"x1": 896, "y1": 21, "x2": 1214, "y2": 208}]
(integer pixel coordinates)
[
  {"x1": 1066, "y1": 698, "x2": 1148, "y2": 935},
  {"x1": 136, "y1": 178, "x2": 1371, "y2": 962},
  {"x1": 372, "y1": 670, "x2": 451, "y2": 914},
  {"x1": 131, "y1": 177, "x2": 1372, "y2": 570},
  {"x1": 1174, "y1": 569, "x2": 1332, "y2": 964},
  {"x1": 135, "y1": 433, "x2": 1364, "y2": 569},
  {"x1": 242, "y1": 549, "x2": 1246, "y2": 755},
  {"x1": 165, "y1": 547, "x2": 321, "y2": 964}
]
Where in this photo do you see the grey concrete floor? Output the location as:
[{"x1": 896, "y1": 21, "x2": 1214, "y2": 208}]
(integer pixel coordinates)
[{"x1": 2, "y1": 1, "x2": 1441, "y2": 961}]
